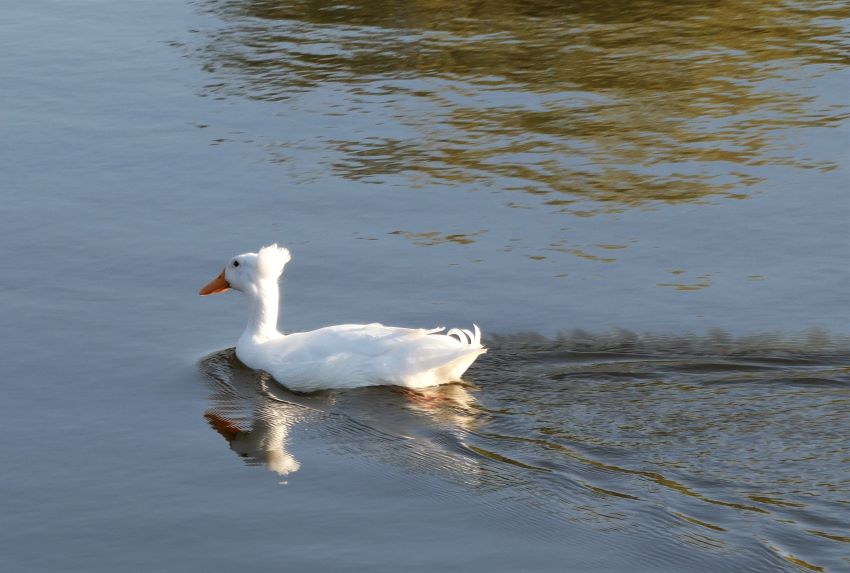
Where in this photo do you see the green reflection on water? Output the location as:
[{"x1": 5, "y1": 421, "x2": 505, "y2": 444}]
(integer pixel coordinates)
[{"x1": 200, "y1": 0, "x2": 849, "y2": 212}]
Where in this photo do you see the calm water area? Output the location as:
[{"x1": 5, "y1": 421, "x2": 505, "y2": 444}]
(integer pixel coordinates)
[{"x1": 2, "y1": 0, "x2": 849, "y2": 571}]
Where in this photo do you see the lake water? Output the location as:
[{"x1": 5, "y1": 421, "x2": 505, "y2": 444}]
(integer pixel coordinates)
[{"x1": 2, "y1": 0, "x2": 849, "y2": 571}]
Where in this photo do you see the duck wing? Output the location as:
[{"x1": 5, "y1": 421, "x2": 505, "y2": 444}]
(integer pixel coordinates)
[{"x1": 256, "y1": 323, "x2": 485, "y2": 390}]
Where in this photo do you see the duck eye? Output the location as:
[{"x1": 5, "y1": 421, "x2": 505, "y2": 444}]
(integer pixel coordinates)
[{"x1": 233, "y1": 260, "x2": 240, "y2": 267}]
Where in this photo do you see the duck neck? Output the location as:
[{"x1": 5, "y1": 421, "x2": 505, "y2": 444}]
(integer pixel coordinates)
[{"x1": 242, "y1": 279, "x2": 282, "y2": 343}]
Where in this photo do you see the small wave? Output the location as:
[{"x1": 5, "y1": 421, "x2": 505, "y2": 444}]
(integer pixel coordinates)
[{"x1": 487, "y1": 328, "x2": 850, "y2": 362}]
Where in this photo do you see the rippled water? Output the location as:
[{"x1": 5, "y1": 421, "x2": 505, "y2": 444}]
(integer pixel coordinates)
[
  {"x1": 198, "y1": 0, "x2": 849, "y2": 205},
  {"x1": 200, "y1": 332, "x2": 850, "y2": 571},
  {"x1": 3, "y1": 0, "x2": 849, "y2": 571}
]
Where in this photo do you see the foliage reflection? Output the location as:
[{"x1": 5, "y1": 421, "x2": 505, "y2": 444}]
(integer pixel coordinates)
[{"x1": 200, "y1": 0, "x2": 849, "y2": 212}]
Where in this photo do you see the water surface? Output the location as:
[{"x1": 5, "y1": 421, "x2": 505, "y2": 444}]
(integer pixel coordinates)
[{"x1": 2, "y1": 0, "x2": 849, "y2": 571}]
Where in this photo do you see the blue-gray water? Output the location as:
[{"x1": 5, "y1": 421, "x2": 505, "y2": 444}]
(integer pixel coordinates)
[{"x1": 2, "y1": 0, "x2": 849, "y2": 571}]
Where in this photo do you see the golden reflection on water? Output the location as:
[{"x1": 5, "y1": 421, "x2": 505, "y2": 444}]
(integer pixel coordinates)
[
  {"x1": 389, "y1": 229, "x2": 487, "y2": 246},
  {"x1": 201, "y1": 0, "x2": 849, "y2": 212}
]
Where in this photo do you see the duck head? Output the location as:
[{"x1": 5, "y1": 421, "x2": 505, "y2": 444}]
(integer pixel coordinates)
[{"x1": 200, "y1": 244, "x2": 292, "y2": 296}]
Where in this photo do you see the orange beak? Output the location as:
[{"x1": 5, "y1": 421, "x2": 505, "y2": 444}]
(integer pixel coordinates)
[{"x1": 199, "y1": 269, "x2": 230, "y2": 296}]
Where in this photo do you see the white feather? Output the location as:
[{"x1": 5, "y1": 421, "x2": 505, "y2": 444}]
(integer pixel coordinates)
[
  {"x1": 257, "y1": 244, "x2": 291, "y2": 279},
  {"x1": 446, "y1": 328, "x2": 467, "y2": 344}
]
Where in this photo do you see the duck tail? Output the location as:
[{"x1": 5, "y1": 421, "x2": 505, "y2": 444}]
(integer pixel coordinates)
[{"x1": 446, "y1": 323, "x2": 483, "y2": 347}]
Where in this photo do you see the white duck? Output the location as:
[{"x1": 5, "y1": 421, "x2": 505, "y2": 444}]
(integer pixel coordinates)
[{"x1": 200, "y1": 245, "x2": 486, "y2": 391}]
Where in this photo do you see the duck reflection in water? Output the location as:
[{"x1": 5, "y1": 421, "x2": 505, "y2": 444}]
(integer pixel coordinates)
[
  {"x1": 205, "y1": 390, "x2": 303, "y2": 479},
  {"x1": 200, "y1": 349, "x2": 479, "y2": 480}
]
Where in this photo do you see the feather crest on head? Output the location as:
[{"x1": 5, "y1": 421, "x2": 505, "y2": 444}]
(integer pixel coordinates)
[{"x1": 257, "y1": 244, "x2": 292, "y2": 279}]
